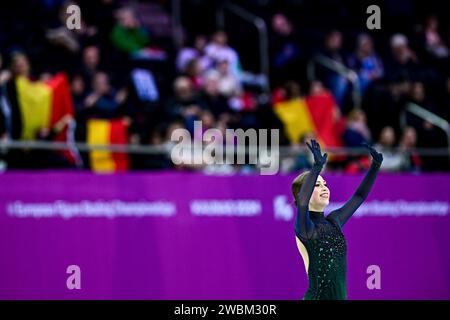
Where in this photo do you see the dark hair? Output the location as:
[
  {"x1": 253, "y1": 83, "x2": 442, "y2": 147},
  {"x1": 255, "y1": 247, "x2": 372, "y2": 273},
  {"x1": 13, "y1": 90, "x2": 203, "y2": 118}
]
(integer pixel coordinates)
[
  {"x1": 292, "y1": 171, "x2": 310, "y2": 206},
  {"x1": 284, "y1": 81, "x2": 301, "y2": 99}
]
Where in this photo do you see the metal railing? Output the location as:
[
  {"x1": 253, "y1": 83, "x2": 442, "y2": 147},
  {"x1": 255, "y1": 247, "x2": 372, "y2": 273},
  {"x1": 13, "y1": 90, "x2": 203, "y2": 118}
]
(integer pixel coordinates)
[
  {"x1": 307, "y1": 54, "x2": 361, "y2": 108},
  {"x1": 1, "y1": 140, "x2": 448, "y2": 158},
  {"x1": 400, "y1": 102, "x2": 450, "y2": 165},
  {"x1": 171, "y1": 0, "x2": 183, "y2": 50},
  {"x1": 219, "y1": 2, "x2": 270, "y2": 92}
]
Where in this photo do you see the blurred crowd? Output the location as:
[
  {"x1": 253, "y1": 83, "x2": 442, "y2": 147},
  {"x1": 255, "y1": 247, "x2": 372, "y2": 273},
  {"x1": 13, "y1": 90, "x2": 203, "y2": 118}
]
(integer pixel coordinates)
[{"x1": 0, "y1": 0, "x2": 449, "y2": 173}]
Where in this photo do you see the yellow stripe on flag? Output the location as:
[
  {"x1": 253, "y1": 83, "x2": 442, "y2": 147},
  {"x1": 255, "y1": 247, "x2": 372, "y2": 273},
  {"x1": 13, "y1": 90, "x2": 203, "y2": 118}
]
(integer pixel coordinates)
[
  {"x1": 16, "y1": 76, "x2": 52, "y2": 140},
  {"x1": 273, "y1": 98, "x2": 316, "y2": 143},
  {"x1": 87, "y1": 119, "x2": 115, "y2": 172}
]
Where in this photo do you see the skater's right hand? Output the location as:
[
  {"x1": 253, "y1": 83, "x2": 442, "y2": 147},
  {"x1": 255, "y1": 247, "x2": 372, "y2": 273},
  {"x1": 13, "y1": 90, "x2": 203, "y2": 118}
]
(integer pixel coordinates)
[{"x1": 306, "y1": 139, "x2": 328, "y2": 167}]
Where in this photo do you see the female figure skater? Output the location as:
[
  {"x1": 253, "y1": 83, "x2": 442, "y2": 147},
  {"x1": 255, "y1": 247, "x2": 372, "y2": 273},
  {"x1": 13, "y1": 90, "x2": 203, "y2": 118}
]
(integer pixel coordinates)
[{"x1": 292, "y1": 139, "x2": 383, "y2": 300}]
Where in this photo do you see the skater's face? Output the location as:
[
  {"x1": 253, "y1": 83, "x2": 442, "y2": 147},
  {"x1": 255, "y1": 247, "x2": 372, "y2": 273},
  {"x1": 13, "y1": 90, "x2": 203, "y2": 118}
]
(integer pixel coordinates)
[{"x1": 310, "y1": 175, "x2": 330, "y2": 209}]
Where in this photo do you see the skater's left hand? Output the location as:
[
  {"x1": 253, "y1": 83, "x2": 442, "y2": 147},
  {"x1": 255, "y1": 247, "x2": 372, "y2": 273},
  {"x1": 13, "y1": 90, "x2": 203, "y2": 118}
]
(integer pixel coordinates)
[{"x1": 362, "y1": 143, "x2": 383, "y2": 165}]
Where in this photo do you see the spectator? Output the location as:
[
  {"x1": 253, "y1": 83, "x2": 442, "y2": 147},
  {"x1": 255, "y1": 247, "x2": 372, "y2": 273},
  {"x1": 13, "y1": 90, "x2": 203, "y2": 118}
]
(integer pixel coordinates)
[
  {"x1": 386, "y1": 33, "x2": 419, "y2": 81},
  {"x1": 199, "y1": 74, "x2": 231, "y2": 120},
  {"x1": 408, "y1": 81, "x2": 439, "y2": 115},
  {"x1": 176, "y1": 34, "x2": 211, "y2": 73},
  {"x1": 10, "y1": 52, "x2": 31, "y2": 78},
  {"x1": 417, "y1": 15, "x2": 450, "y2": 78},
  {"x1": 406, "y1": 81, "x2": 447, "y2": 165},
  {"x1": 165, "y1": 76, "x2": 203, "y2": 132},
  {"x1": 184, "y1": 58, "x2": 204, "y2": 90},
  {"x1": 374, "y1": 126, "x2": 404, "y2": 171},
  {"x1": 422, "y1": 15, "x2": 449, "y2": 59},
  {"x1": 398, "y1": 126, "x2": 422, "y2": 172},
  {"x1": 5, "y1": 52, "x2": 31, "y2": 142},
  {"x1": 317, "y1": 30, "x2": 349, "y2": 107},
  {"x1": 71, "y1": 74, "x2": 87, "y2": 113},
  {"x1": 204, "y1": 31, "x2": 241, "y2": 78},
  {"x1": 343, "y1": 109, "x2": 372, "y2": 147},
  {"x1": 110, "y1": 7, "x2": 150, "y2": 54},
  {"x1": 84, "y1": 71, "x2": 126, "y2": 118},
  {"x1": 348, "y1": 33, "x2": 384, "y2": 94},
  {"x1": 408, "y1": 81, "x2": 449, "y2": 170},
  {"x1": 205, "y1": 59, "x2": 242, "y2": 98},
  {"x1": 80, "y1": 45, "x2": 101, "y2": 89},
  {"x1": 269, "y1": 13, "x2": 302, "y2": 86}
]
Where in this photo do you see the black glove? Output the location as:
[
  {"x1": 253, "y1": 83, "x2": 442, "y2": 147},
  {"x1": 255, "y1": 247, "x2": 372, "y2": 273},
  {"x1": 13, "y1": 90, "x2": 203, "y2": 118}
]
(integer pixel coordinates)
[
  {"x1": 306, "y1": 139, "x2": 328, "y2": 167},
  {"x1": 362, "y1": 143, "x2": 383, "y2": 165}
]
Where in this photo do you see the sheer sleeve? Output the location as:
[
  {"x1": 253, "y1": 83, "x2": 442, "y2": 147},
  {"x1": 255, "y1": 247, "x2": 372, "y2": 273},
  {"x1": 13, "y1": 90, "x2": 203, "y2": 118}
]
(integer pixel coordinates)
[
  {"x1": 328, "y1": 161, "x2": 381, "y2": 228},
  {"x1": 295, "y1": 163, "x2": 323, "y2": 239}
]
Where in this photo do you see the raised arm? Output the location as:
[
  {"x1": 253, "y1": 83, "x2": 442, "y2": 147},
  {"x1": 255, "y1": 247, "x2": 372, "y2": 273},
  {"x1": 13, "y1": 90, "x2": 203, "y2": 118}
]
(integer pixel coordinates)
[
  {"x1": 329, "y1": 143, "x2": 383, "y2": 227},
  {"x1": 295, "y1": 140, "x2": 327, "y2": 239}
]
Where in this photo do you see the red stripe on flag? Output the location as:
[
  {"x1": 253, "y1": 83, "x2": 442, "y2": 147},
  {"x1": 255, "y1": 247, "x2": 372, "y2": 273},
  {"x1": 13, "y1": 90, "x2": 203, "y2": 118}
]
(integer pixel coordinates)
[
  {"x1": 109, "y1": 119, "x2": 129, "y2": 171},
  {"x1": 45, "y1": 73, "x2": 76, "y2": 164},
  {"x1": 306, "y1": 91, "x2": 343, "y2": 147}
]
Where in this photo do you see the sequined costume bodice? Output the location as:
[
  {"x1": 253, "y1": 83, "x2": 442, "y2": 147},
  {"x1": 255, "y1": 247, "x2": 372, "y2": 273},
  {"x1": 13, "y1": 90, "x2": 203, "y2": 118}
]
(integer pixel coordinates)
[{"x1": 298, "y1": 211, "x2": 347, "y2": 299}]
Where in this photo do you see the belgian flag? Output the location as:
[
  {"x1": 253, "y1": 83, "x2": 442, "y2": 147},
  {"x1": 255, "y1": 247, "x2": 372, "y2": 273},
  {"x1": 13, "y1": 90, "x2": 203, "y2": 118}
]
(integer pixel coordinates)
[
  {"x1": 87, "y1": 118, "x2": 129, "y2": 172},
  {"x1": 273, "y1": 92, "x2": 344, "y2": 148},
  {"x1": 273, "y1": 97, "x2": 316, "y2": 144},
  {"x1": 7, "y1": 72, "x2": 77, "y2": 164}
]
